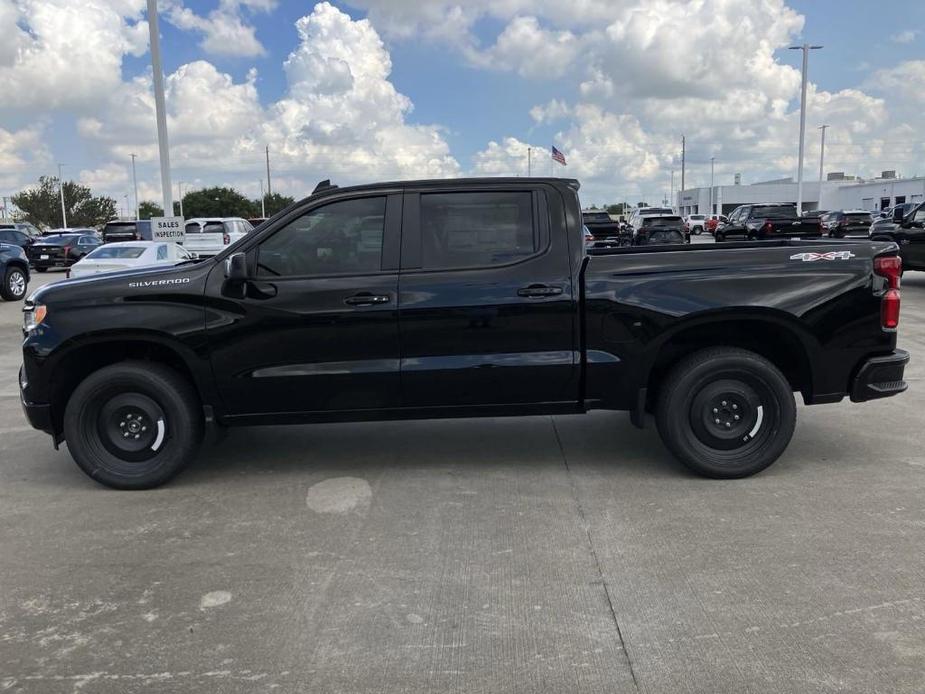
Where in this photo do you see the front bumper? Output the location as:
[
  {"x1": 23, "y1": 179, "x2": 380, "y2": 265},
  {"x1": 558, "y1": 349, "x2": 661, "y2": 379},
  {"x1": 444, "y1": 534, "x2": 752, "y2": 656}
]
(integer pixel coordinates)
[
  {"x1": 19, "y1": 365, "x2": 54, "y2": 435},
  {"x1": 850, "y1": 349, "x2": 910, "y2": 402}
]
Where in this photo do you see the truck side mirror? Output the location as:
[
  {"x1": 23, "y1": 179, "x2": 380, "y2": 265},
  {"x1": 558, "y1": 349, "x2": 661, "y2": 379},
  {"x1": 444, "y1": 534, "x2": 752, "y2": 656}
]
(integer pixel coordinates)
[
  {"x1": 224, "y1": 252, "x2": 248, "y2": 282},
  {"x1": 892, "y1": 207, "x2": 905, "y2": 224}
]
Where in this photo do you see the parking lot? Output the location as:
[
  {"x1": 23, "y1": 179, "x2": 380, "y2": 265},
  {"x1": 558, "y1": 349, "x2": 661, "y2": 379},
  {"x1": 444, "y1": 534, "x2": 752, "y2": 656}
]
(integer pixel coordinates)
[{"x1": 1, "y1": 263, "x2": 924, "y2": 693}]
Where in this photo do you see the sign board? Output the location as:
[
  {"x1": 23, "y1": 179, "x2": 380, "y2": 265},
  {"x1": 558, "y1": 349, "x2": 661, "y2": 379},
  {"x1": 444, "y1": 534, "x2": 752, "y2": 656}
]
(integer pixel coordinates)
[{"x1": 151, "y1": 216, "x2": 185, "y2": 243}]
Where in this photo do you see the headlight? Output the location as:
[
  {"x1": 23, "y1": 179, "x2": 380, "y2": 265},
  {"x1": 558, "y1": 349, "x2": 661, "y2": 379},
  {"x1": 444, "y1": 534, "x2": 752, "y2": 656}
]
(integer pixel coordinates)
[{"x1": 22, "y1": 302, "x2": 46, "y2": 333}]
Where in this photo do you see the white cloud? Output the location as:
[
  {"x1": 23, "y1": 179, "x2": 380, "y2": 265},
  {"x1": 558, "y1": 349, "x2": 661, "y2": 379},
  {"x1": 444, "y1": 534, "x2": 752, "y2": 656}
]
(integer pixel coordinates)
[
  {"x1": 76, "y1": 2, "x2": 458, "y2": 201},
  {"x1": 165, "y1": 0, "x2": 273, "y2": 58},
  {"x1": 465, "y1": 17, "x2": 580, "y2": 78},
  {"x1": 890, "y1": 29, "x2": 919, "y2": 44},
  {"x1": 0, "y1": 0, "x2": 147, "y2": 112}
]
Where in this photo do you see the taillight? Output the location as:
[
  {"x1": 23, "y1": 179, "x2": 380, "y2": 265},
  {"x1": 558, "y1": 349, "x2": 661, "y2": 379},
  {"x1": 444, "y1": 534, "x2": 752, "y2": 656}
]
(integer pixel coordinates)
[
  {"x1": 874, "y1": 255, "x2": 902, "y2": 289},
  {"x1": 874, "y1": 255, "x2": 902, "y2": 331},
  {"x1": 761, "y1": 220, "x2": 773, "y2": 234},
  {"x1": 223, "y1": 232, "x2": 231, "y2": 245}
]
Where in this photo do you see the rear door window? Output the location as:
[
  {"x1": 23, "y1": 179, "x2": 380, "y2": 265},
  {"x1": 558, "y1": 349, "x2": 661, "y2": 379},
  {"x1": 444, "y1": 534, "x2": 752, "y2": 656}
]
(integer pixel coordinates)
[{"x1": 419, "y1": 191, "x2": 537, "y2": 270}]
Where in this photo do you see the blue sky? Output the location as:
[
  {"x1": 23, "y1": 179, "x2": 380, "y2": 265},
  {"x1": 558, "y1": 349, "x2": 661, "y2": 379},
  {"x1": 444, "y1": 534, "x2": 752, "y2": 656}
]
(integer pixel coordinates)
[{"x1": 3, "y1": 0, "x2": 924, "y2": 208}]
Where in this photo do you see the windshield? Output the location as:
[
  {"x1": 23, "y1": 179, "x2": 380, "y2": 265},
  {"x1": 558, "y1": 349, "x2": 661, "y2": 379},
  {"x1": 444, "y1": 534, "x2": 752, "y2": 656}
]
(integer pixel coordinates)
[
  {"x1": 844, "y1": 212, "x2": 872, "y2": 223},
  {"x1": 753, "y1": 206, "x2": 797, "y2": 219},
  {"x1": 103, "y1": 223, "x2": 135, "y2": 234},
  {"x1": 582, "y1": 212, "x2": 612, "y2": 223},
  {"x1": 87, "y1": 246, "x2": 147, "y2": 259}
]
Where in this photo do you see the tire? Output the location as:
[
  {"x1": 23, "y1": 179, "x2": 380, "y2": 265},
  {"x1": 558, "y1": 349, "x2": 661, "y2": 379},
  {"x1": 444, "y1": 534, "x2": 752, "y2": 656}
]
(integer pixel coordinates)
[
  {"x1": 63, "y1": 361, "x2": 203, "y2": 489},
  {"x1": 715, "y1": 233, "x2": 725, "y2": 242},
  {"x1": 694, "y1": 226, "x2": 702, "y2": 235},
  {"x1": 1, "y1": 266, "x2": 27, "y2": 301},
  {"x1": 656, "y1": 347, "x2": 796, "y2": 479},
  {"x1": 35, "y1": 267, "x2": 47, "y2": 273}
]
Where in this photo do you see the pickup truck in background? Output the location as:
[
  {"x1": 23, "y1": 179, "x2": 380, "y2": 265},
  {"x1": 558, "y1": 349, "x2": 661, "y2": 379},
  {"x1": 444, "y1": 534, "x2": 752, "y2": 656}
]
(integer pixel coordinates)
[
  {"x1": 716, "y1": 203, "x2": 822, "y2": 242},
  {"x1": 20, "y1": 178, "x2": 909, "y2": 489},
  {"x1": 869, "y1": 202, "x2": 925, "y2": 272},
  {"x1": 581, "y1": 210, "x2": 625, "y2": 247}
]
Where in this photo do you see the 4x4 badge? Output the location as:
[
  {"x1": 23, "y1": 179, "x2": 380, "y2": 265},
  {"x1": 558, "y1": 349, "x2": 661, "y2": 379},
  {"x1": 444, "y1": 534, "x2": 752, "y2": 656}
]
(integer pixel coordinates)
[{"x1": 790, "y1": 251, "x2": 855, "y2": 262}]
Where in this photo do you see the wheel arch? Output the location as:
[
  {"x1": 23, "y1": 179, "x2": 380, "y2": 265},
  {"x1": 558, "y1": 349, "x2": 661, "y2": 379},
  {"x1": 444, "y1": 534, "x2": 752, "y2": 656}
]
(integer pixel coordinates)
[
  {"x1": 47, "y1": 333, "x2": 212, "y2": 436},
  {"x1": 643, "y1": 311, "x2": 817, "y2": 411}
]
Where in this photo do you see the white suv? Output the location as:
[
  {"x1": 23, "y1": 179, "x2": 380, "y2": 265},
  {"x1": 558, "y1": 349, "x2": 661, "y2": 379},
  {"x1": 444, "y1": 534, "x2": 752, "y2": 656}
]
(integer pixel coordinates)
[{"x1": 183, "y1": 217, "x2": 254, "y2": 257}]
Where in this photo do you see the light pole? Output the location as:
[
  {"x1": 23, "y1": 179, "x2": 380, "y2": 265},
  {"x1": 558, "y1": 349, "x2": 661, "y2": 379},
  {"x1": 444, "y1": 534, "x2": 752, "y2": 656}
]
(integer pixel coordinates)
[
  {"x1": 177, "y1": 181, "x2": 185, "y2": 217},
  {"x1": 527, "y1": 146, "x2": 533, "y2": 177},
  {"x1": 670, "y1": 169, "x2": 675, "y2": 211},
  {"x1": 130, "y1": 153, "x2": 140, "y2": 219},
  {"x1": 146, "y1": 0, "x2": 173, "y2": 215},
  {"x1": 259, "y1": 179, "x2": 266, "y2": 217},
  {"x1": 58, "y1": 163, "x2": 67, "y2": 228},
  {"x1": 790, "y1": 43, "x2": 823, "y2": 215},
  {"x1": 817, "y1": 124, "x2": 829, "y2": 196},
  {"x1": 709, "y1": 157, "x2": 715, "y2": 215}
]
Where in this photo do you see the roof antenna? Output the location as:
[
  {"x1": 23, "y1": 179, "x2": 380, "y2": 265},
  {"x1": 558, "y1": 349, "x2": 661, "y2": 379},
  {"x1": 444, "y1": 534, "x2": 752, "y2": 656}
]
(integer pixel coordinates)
[{"x1": 313, "y1": 179, "x2": 337, "y2": 194}]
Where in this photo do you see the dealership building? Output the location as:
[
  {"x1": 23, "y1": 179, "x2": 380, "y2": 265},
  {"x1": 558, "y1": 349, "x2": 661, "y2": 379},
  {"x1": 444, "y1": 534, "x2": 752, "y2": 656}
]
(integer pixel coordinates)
[{"x1": 677, "y1": 172, "x2": 925, "y2": 216}]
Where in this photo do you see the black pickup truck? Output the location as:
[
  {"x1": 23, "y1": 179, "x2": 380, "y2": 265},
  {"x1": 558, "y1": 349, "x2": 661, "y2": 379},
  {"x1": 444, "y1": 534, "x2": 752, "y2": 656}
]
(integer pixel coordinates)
[
  {"x1": 869, "y1": 202, "x2": 925, "y2": 272},
  {"x1": 20, "y1": 178, "x2": 909, "y2": 489},
  {"x1": 717, "y1": 203, "x2": 822, "y2": 242},
  {"x1": 581, "y1": 210, "x2": 625, "y2": 247}
]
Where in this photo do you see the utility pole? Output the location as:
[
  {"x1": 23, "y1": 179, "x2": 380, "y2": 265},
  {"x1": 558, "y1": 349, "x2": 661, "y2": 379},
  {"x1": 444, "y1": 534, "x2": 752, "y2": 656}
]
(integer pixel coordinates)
[
  {"x1": 146, "y1": 0, "x2": 173, "y2": 214},
  {"x1": 710, "y1": 157, "x2": 715, "y2": 215},
  {"x1": 680, "y1": 135, "x2": 686, "y2": 193},
  {"x1": 265, "y1": 145, "x2": 272, "y2": 196},
  {"x1": 790, "y1": 43, "x2": 823, "y2": 215},
  {"x1": 130, "y1": 153, "x2": 139, "y2": 220},
  {"x1": 670, "y1": 169, "x2": 675, "y2": 211},
  {"x1": 817, "y1": 124, "x2": 829, "y2": 192},
  {"x1": 527, "y1": 146, "x2": 532, "y2": 177},
  {"x1": 259, "y1": 179, "x2": 266, "y2": 217},
  {"x1": 58, "y1": 163, "x2": 67, "y2": 228},
  {"x1": 177, "y1": 181, "x2": 184, "y2": 217}
]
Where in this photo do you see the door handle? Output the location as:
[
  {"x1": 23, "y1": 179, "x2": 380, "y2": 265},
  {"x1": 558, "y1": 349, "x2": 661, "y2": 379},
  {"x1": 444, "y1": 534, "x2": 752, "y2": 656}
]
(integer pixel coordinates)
[
  {"x1": 517, "y1": 284, "x2": 563, "y2": 298},
  {"x1": 344, "y1": 293, "x2": 391, "y2": 306}
]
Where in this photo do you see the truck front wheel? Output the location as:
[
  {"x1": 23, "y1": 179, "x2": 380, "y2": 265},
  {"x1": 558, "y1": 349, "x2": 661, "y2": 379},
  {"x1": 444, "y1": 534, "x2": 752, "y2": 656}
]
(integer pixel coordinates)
[
  {"x1": 63, "y1": 362, "x2": 203, "y2": 489},
  {"x1": 656, "y1": 347, "x2": 796, "y2": 478}
]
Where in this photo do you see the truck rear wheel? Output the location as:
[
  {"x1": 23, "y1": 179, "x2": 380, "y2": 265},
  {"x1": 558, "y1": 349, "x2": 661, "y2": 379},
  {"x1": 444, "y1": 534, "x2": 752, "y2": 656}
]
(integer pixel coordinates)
[
  {"x1": 63, "y1": 362, "x2": 203, "y2": 489},
  {"x1": 656, "y1": 347, "x2": 795, "y2": 478}
]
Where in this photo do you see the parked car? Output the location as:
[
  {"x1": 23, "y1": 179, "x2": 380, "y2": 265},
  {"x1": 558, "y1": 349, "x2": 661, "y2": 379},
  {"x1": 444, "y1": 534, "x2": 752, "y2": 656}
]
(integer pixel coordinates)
[
  {"x1": 247, "y1": 217, "x2": 268, "y2": 228},
  {"x1": 0, "y1": 226, "x2": 37, "y2": 252},
  {"x1": 626, "y1": 206, "x2": 673, "y2": 233},
  {"x1": 183, "y1": 217, "x2": 254, "y2": 257},
  {"x1": 20, "y1": 177, "x2": 908, "y2": 489},
  {"x1": 823, "y1": 210, "x2": 873, "y2": 238},
  {"x1": 706, "y1": 214, "x2": 728, "y2": 234},
  {"x1": 582, "y1": 210, "x2": 625, "y2": 247},
  {"x1": 869, "y1": 203, "x2": 919, "y2": 238},
  {"x1": 684, "y1": 214, "x2": 707, "y2": 235},
  {"x1": 0, "y1": 221, "x2": 42, "y2": 238},
  {"x1": 716, "y1": 203, "x2": 821, "y2": 242},
  {"x1": 0, "y1": 239, "x2": 29, "y2": 301},
  {"x1": 68, "y1": 241, "x2": 198, "y2": 279},
  {"x1": 637, "y1": 215, "x2": 688, "y2": 245},
  {"x1": 26, "y1": 232, "x2": 102, "y2": 272},
  {"x1": 102, "y1": 220, "x2": 152, "y2": 243},
  {"x1": 869, "y1": 202, "x2": 925, "y2": 272}
]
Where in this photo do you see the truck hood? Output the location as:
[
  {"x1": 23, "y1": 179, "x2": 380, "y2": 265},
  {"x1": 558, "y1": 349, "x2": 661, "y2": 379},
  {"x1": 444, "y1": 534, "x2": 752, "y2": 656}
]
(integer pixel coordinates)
[{"x1": 30, "y1": 260, "x2": 208, "y2": 304}]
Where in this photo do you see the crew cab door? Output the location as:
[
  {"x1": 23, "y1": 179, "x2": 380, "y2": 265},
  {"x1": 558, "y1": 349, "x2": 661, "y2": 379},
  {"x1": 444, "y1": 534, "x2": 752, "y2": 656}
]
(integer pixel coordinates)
[
  {"x1": 900, "y1": 205, "x2": 925, "y2": 269},
  {"x1": 205, "y1": 192, "x2": 402, "y2": 415},
  {"x1": 397, "y1": 185, "x2": 578, "y2": 409}
]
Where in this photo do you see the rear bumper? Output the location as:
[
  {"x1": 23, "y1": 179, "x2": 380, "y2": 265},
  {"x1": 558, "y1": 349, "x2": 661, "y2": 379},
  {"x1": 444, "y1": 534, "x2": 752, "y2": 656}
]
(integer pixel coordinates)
[{"x1": 850, "y1": 349, "x2": 910, "y2": 402}]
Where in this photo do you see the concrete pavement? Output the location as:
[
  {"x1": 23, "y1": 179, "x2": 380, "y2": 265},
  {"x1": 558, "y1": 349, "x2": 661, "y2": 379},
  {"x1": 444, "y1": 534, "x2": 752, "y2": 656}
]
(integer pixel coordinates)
[{"x1": 1, "y1": 265, "x2": 923, "y2": 693}]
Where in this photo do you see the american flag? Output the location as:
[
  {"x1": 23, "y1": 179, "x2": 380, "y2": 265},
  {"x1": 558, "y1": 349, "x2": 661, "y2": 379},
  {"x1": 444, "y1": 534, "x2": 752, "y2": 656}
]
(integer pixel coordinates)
[{"x1": 551, "y1": 146, "x2": 567, "y2": 166}]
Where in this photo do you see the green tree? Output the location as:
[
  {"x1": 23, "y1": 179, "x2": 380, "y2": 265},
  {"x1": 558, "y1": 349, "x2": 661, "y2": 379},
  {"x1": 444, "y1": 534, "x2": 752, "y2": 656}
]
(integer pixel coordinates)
[
  {"x1": 12, "y1": 176, "x2": 117, "y2": 229},
  {"x1": 260, "y1": 192, "x2": 295, "y2": 217},
  {"x1": 181, "y1": 186, "x2": 258, "y2": 218},
  {"x1": 138, "y1": 201, "x2": 163, "y2": 219},
  {"x1": 606, "y1": 203, "x2": 628, "y2": 215}
]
